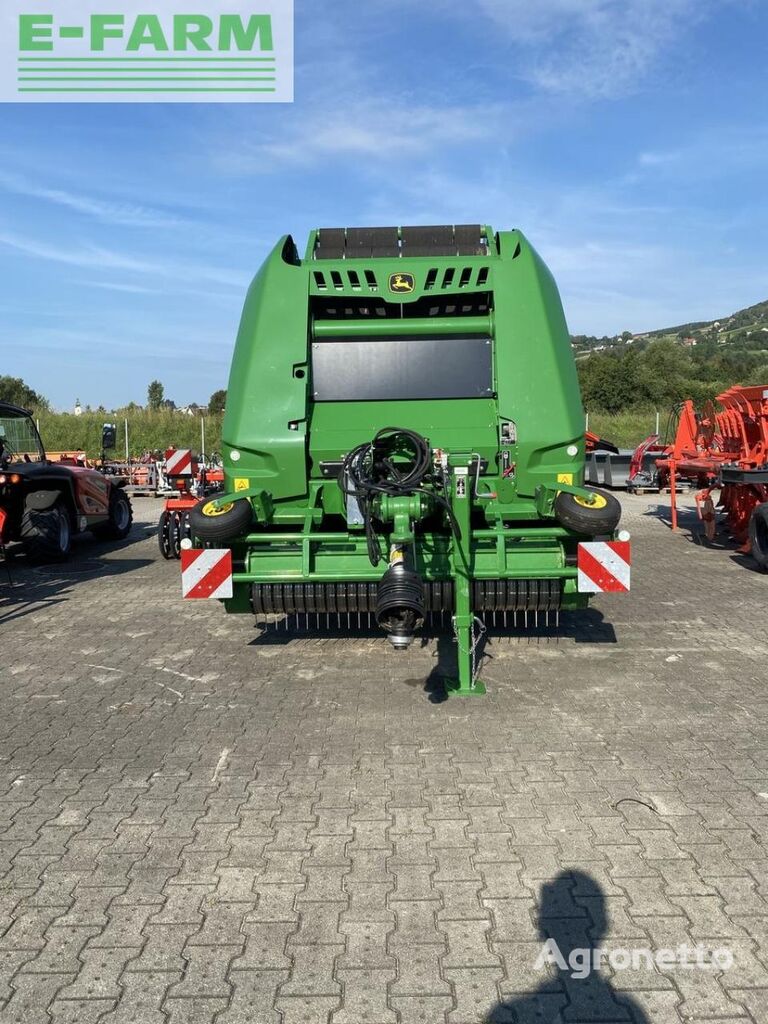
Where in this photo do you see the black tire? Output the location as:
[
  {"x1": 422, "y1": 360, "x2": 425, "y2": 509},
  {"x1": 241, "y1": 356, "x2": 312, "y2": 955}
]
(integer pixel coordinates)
[
  {"x1": 158, "y1": 511, "x2": 173, "y2": 559},
  {"x1": 20, "y1": 503, "x2": 72, "y2": 562},
  {"x1": 554, "y1": 489, "x2": 621, "y2": 535},
  {"x1": 189, "y1": 496, "x2": 252, "y2": 542},
  {"x1": 92, "y1": 488, "x2": 133, "y2": 540},
  {"x1": 749, "y1": 502, "x2": 768, "y2": 570}
]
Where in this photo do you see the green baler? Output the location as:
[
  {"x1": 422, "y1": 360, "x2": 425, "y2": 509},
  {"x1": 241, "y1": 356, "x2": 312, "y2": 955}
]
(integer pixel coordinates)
[{"x1": 190, "y1": 225, "x2": 624, "y2": 694}]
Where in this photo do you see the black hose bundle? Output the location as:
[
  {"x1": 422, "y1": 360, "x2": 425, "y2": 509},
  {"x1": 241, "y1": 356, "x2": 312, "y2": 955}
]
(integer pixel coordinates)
[{"x1": 338, "y1": 427, "x2": 460, "y2": 566}]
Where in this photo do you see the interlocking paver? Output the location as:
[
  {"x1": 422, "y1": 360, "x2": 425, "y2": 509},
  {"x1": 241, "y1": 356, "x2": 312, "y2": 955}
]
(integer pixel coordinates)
[
  {"x1": 56, "y1": 945, "x2": 135, "y2": 1001},
  {"x1": 443, "y1": 966, "x2": 505, "y2": 1024},
  {"x1": 98, "y1": 969, "x2": 179, "y2": 1024},
  {"x1": 219, "y1": 969, "x2": 286, "y2": 1024},
  {"x1": 332, "y1": 968, "x2": 396, "y2": 1023},
  {"x1": 163, "y1": 996, "x2": 229, "y2": 1023},
  {"x1": 390, "y1": 995, "x2": 454, "y2": 1024},
  {"x1": 232, "y1": 923, "x2": 294, "y2": 970},
  {"x1": 19, "y1": 925, "x2": 100, "y2": 974},
  {"x1": 124, "y1": 922, "x2": 189, "y2": 973},
  {"x1": 3, "y1": 494, "x2": 768, "y2": 1024},
  {"x1": 389, "y1": 902, "x2": 446, "y2": 947},
  {"x1": 49, "y1": 997, "x2": 116, "y2": 1023},
  {"x1": 278, "y1": 944, "x2": 343, "y2": 997},
  {"x1": 276, "y1": 996, "x2": 340, "y2": 1024}
]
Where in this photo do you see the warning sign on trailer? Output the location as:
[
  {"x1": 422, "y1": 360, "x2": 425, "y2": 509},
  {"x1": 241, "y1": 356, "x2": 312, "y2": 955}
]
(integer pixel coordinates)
[
  {"x1": 165, "y1": 448, "x2": 193, "y2": 477},
  {"x1": 577, "y1": 541, "x2": 631, "y2": 593},
  {"x1": 181, "y1": 549, "x2": 233, "y2": 599}
]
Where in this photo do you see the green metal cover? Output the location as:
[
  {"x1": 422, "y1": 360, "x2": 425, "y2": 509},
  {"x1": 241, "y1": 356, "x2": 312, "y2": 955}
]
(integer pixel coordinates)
[{"x1": 221, "y1": 227, "x2": 584, "y2": 504}]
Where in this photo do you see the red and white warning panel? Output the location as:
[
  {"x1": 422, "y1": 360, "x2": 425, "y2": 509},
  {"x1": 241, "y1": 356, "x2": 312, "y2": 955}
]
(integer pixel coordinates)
[
  {"x1": 165, "y1": 448, "x2": 194, "y2": 477},
  {"x1": 577, "y1": 540, "x2": 631, "y2": 593},
  {"x1": 181, "y1": 549, "x2": 233, "y2": 600}
]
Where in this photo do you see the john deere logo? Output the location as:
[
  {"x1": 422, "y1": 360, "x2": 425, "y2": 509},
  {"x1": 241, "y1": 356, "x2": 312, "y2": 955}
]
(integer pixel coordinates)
[{"x1": 389, "y1": 273, "x2": 415, "y2": 294}]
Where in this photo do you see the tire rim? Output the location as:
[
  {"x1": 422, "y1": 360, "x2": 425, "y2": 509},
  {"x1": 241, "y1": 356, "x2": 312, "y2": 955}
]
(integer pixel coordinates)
[
  {"x1": 114, "y1": 497, "x2": 130, "y2": 531},
  {"x1": 171, "y1": 514, "x2": 182, "y2": 557},
  {"x1": 160, "y1": 514, "x2": 172, "y2": 557},
  {"x1": 202, "y1": 501, "x2": 234, "y2": 517},
  {"x1": 573, "y1": 493, "x2": 608, "y2": 510}
]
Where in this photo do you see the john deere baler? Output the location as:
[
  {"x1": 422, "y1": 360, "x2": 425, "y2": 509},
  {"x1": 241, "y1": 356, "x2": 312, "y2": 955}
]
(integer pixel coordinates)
[{"x1": 189, "y1": 225, "x2": 625, "y2": 694}]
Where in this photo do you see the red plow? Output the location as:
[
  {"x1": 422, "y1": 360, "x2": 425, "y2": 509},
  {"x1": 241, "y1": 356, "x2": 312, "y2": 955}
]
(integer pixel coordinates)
[{"x1": 630, "y1": 385, "x2": 768, "y2": 568}]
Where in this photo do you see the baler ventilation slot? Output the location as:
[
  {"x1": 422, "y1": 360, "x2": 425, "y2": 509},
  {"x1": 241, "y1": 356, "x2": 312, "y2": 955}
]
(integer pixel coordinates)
[
  {"x1": 312, "y1": 267, "x2": 490, "y2": 295},
  {"x1": 313, "y1": 269, "x2": 380, "y2": 293}
]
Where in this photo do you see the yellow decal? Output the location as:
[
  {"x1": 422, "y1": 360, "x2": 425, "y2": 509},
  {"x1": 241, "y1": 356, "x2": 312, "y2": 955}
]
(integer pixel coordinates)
[
  {"x1": 557, "y1": 473, "x2": 574, "y2": 485},
  {"x1": 234, "y1": 478, "x2": 249, "y2": 492},
  {"x1": 202, "y1": 501, "x2": 234, "y2": 518},
  {"x1": 389, "y1": 273, "x2": 415, "y2": 294}
]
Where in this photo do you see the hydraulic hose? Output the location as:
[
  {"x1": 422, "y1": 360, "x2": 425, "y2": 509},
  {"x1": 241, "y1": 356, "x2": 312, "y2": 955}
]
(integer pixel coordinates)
[{"x1": 338, "y1": 427, "x2": 460, "y2": 566}]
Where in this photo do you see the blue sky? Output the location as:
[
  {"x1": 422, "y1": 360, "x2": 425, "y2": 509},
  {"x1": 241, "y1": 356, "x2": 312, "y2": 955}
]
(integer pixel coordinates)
[{"x1": 1, "y1": 0, "x2": 767, "y2": 410}]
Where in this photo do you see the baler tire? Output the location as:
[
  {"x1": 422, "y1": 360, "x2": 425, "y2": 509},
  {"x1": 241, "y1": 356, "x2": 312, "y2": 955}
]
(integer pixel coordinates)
[
  {"x1": 189, "y1": 497, "x2": 252, "y2": 542},
  {"x1": 749, "y1": 503, "x2": 768, "y2": 570},
  {"x1": 554, "y1": 489, "x2": 621, "y2": 535}
]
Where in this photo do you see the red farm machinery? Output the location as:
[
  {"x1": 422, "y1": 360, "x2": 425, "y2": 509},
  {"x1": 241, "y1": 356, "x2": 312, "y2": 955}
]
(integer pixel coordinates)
[
  {"x1": 157, "y1": 449, "x2": 224, "y2": 559},
  {"x1": 629, "y1": 385, "x2": 768, "y2": 568}
]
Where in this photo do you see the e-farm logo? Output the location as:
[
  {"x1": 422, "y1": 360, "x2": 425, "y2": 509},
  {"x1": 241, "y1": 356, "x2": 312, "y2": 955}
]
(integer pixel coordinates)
[{"x1": 0, "y1": 0, "x2": 293, "y2": 102}]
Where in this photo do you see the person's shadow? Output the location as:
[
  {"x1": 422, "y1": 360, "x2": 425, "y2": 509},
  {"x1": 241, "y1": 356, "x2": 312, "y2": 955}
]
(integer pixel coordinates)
[{"x1": 487, "y1": 871, "x2": 651, "y2": 1022}]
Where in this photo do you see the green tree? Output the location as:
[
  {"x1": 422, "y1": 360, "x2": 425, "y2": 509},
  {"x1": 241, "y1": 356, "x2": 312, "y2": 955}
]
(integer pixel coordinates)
[
  {"x1": 0, "y1": 376, "x2": 48, "y2": 410},
  {"x1": 208, "y1": 389, "x2": 227, "y2": 415},
  {"x1": 147, "y1": 380, "x2": 164, "y2": 410}
]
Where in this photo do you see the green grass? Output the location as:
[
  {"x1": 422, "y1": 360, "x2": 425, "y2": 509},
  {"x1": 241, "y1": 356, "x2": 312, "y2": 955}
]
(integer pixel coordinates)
[
  {"x1": 586, "y1": 410, "x2": 670, "y2": 449},
  {"x1": 33, "y1": 410, "x2": 223, "y2": 459},
  {"x1": 31, "y1": 407, "x2": 665, "y2": 460}
]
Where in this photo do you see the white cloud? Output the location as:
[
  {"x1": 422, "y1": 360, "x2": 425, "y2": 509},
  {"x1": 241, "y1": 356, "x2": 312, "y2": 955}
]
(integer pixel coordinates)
[
  {"x1": 0, "y1": 172, "x2": 183, "y2": 229},
  {"x1": 84, "y1": 281, "x2": 162, "y2": 295},
  {"x1": 638, "y1": 149, "x2": 683, "y2": 167},
  {"x1": 0, "y1": 230, "x2": 249, "y2": 289},
  {"x1": 215, "y1": 98, "x2": 501, "y2": 174},
  {"x1": 470, "y1": 0, "x2": 710, "y2": 98}
]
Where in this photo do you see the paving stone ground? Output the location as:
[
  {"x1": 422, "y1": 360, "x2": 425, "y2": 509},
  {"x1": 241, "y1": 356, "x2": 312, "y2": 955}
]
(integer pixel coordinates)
[{"x1": 0, "y1": 492, "x2": 767, "y2": 1024}]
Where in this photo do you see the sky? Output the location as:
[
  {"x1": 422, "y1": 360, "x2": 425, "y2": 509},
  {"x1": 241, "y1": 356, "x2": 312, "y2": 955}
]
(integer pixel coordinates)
[{"x1": 1, "y1": 0, "x2": 767, "y2": 410}]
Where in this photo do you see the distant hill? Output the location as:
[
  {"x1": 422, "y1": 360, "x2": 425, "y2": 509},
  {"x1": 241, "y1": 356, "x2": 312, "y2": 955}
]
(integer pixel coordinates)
[
  {"x1": 574, "y1": 297, "x2": 768, "y2": 414},
  {"x1": 571, "y1": 298, "x2": 768, "y2": 354},
  {"x1": 642, "y1": 298, "x2": 768, "y2": 347}
]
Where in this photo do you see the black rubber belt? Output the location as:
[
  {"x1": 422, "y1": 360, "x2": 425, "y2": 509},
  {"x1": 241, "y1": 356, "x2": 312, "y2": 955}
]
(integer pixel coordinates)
[{"x1": 314, "y1": 225, "x2": 487, "y2": 260}]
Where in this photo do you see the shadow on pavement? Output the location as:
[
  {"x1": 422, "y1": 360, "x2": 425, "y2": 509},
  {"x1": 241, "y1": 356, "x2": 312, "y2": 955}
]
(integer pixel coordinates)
[
  {"x1": 0, "y1": 542, "x2": 153, "y2": 625},
  {"x1": 487, "y1": 871, "x2": 650, "y2": 1023}
]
